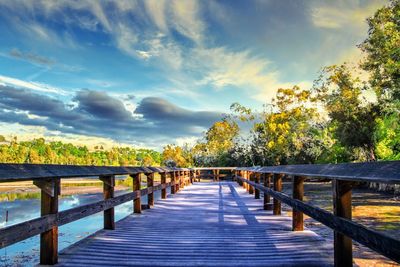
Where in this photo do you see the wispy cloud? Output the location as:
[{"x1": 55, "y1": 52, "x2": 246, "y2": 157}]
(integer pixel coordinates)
[
  {"x1": 9, "y1": 48, "x2": 55, "y2": 66},
  {"x1": 0, "y1": 75, "x2": 68, "y2": 95},
  {"x1": 311, "y1": 0, "x2": 386, "y2": 31}
]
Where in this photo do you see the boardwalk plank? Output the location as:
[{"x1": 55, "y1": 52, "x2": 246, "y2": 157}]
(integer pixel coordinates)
[{"x1": 58, "y1": 182, "x2": 332, "y2": 266}]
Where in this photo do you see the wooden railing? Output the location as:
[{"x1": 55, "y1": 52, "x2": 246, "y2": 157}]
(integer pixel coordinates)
[
  {"x1": 1, "y1": 163, "x2": 400, "y2": 266},
  {"x1": 0, "y1": 164, "x2": 195, "y2": 265},
  {"x1": 235, "y1": 161, "x2": 400, "y2": 267}
]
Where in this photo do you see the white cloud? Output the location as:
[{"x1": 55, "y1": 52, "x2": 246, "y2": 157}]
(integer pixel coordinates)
[
  {"x1": 191, "y1": 47, "x2": 310, "y2": 102},
  {"x1": 311, "y1": 0, "x2": 386, "y2": 31},
  {"x1": 0, "y1": 75, "x2": 68, "y2": 95},
  {"x1": 144, "y1": 0, "x2": 168, "y2": 32},
  {"x1": 171, "y1": 0, "x2": 204, "y2": 43},
  {"x1": 175, "y1": 136, "x2": 199, "y2": 147}
]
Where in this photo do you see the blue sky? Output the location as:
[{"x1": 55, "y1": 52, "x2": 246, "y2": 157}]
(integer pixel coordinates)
[{"x1": 0, "y1": 0, "x2": 387, "y2": 150}]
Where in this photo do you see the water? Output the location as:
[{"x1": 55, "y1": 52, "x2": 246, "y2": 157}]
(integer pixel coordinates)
[{"x1": 0, "y1": 189, "x2": 165, "y2": 266}]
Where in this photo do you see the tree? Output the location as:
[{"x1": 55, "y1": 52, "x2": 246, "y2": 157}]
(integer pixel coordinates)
[
  {"x1": 250, "y1": 85, "x2": 324, "y2": 165},
  {"x1": 313, "y1": 64, "x2": 378, "y2": 161},
  {"x1": 359, "y1": 0, "x2": 400, "y2": 104},
  {"x1": 193, "y1": 118, "x2": 240, "y2": 166},
  {"x1": 161, "y1": 144, "x2": 192, "y2": 167}
]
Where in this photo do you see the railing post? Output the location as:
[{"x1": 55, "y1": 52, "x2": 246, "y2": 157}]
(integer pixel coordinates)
[
  {"x1": 132, "y1": 173, "x2": 141, "y2": 213},
  {"x1": 171, "y1": 171, "x2": 176, "y2": 194},
  {"x1": 333, "y1": 179, "x2": 353, "y2": 267},
  {"x1": 264, "y1": 173, "x2": 273, "y2": 210},
  {"x1": 292, "y1": 176, "x2": 305, "y2": 231},
  {"x1": 161, "y1": 172, "x2": 167, "y2": 199},
  {"x1": 176, "y1": 171, "x2": 180, "y2": 192},
  {"x1": 34, "y1": 179, "x2": 60, "y2": 265},
  {"x1": 101, "y1": 175, "x2": 115, "y2": 230},
  {"x1": 249, "y1": 172, "x2": 254, "y2": 194},
  {"x1": 147, "y1": 173, "x2": 154, "y2": 207},
  {"x1": 255, "y1": 173, "x2": 260, "y2": 199},
  {"x1": 242, "y1": 171, "x2": 246, "y2": 189},
  {"x1": 273, "y1": 173, "x2": 283, "y2": 215},
  {"x1": 216, "y1": 169, "x2": 220, "y2": 181},
  {"x1": 180, "y1": 171, "x2": 183, "y2": 189},
  {"x1": 237, "y1": 171, "x2": 243, "y2": 186}
]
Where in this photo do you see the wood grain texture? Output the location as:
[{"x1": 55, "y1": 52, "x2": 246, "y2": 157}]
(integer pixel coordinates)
[
  {"x1": 237, "y1": 161, "x2": 400, "y2": 184},
  {"x1": 0, "y1": 184, "x2": 172, "y2": 248},
  {"x1": 58, "y1": 182, "x2": 332, "y2": 266},
  {"x1": 292, "y1": 176, "x2": 305, "y2": 231},
  {"x1": 237, "y1": 176, "x2": 400, "y2": 264},
  {"x1": 333, "y1": 180, "x2": 353, "y2": 267},
  {"x1": 131, "y1": 173, "x2": 141, "y2": 213},
  {"x1": 0, "y1": 164, "x2": 192, "y2": 182},
  {"x1": 101, "y1": 175, "x2": 115, "y2": 230},
  {"x1": 39, "y1": 179, "x2": 60, "y2": 265},
  {"x1": 273, "y1": 174, "x2": 283, "y2": 215}
]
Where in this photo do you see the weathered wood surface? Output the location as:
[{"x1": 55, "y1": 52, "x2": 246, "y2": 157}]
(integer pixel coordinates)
[
  {"x1": 58, "y1": 182, "x2": 332, "y2": 266},
  {"x1": 237, "y1": 161, "x2": 400, "y2": 184},
  {"x1": 0, "y1": 164, "x2": 191, "y2": 182},
  {"x1": 237, "y1": 176, "x2": 400, "y2": 263},
  {"x1": 0, "y1": 183, "x2": 173, "y2": 248}
]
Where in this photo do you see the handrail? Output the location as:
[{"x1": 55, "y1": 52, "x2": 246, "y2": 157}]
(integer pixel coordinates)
[
  {"x1": 0, "y1": 163, "x2": 192, "y2": 182},
  {"x1": 234, "y1": 165, "x2": 400, "y2": 267},
  {"x1": 1, "y1": 162, "x2": 400, "y2": 267},
  {"x1": 236, "y1": 160, "x2": 400, "y2": 183},
  {"x1": 0, "y1": 166, "x2": 195, "y2": 265}
]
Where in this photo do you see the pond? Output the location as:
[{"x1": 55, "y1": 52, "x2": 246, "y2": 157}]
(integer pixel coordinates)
[{"x1": 0, "y1": 189, "x2": 165, "y2": 266}]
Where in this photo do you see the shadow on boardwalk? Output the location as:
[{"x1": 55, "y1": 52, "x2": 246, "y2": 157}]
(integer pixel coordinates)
[{"x1": 58, "y1": 182, "x2": 333, "y2": 266}]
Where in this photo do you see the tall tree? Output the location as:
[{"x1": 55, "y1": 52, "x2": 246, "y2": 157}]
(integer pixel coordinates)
[
  {"x1": 314, "y1": 64, "x2": 378, "y2": 161},
  {"x1": 359, "y1": 0, "x2": 400, "y2": 105}
]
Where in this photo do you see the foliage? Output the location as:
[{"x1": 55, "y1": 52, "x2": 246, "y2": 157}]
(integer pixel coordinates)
[
  {"x1": 0, "y1": 137, "x2": 161, "y2": 166},
  {"x1": 162, "y1": 144, "x2": 193, "y2": 167},
  {"x1": 313, "y1": 64, "x2": 378, "y2": 161},
  {"x1": 191, "y1": 118, "x2": 240, "y2": 167},
  {"x1": 359, "y1": 0, "x2": 400, "y2": 104}
]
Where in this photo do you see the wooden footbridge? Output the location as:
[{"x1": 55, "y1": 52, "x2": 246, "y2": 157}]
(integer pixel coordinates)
[{"x1": 1, "y1": 162, "x2": 400, "y2": 266}]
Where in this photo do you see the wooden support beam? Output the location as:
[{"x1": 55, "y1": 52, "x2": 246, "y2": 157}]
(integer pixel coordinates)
[
  {"x1": 146, "y1": 173, "x2": 154, "y2": 207},
  {"x1": 292, "y1": 176, "x2": 305, "y2": 231},
  {"x1": 216, "y1": 169, "x2": 220, "y2": 181},
  {"x1": 238, "y1": 171, "x2": 243, "y2": 186},
  {"x1": 243, "y1": 171, "x2": 247, "y2": 189},
  {"x1": 35, "y1": 179, "x2": 60, "y2": 265},
  {"x1": 254, "y1": 173, "x2": 260, "y2": 199},
  {"x1": 333, "y1": 180, "x2": 354, "y2": 267},
  {"x1": 161, "y1": 172, "x2": 167, "y2": 199},
  {"x1": 249, "y1": 172, "x2": 254, "y2": 194},
  {"x1": 100, "y1": 175, "x2": 115, "y2": 230},
  {"x1": 273, "y1": 173, "x2": 283, "y2": 215},
  {"x1": 263, "y1": 173, "x2": 273, "y2": 210},
  {"x1": 132, "y1": 173, "x2": 141, "y2": 213},
  {"x1": 191, "y1": 170, "x2": 195, "y2": 184},
  {"x1": 171, "y1": 172, "x2": 176, "y2": 194},
  {"x1": 179, "y1": 171, "x2": 183, "y2": 189}
]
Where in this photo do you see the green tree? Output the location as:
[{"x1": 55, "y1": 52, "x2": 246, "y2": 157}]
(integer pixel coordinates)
[
  {"x1": 314, "y1": 64, "x2": 378, "y2": 161},
  {"x1": 359, "y1": 0, "x2": 400, "y2": 104}
]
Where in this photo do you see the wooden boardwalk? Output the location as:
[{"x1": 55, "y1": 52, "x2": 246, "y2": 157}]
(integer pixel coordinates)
[{"x1": 58, "y1": 182, "x2": 333, "y2": 266}]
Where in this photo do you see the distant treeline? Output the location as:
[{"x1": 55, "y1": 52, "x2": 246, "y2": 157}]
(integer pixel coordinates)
[{"x1": 0, "y1": 136, "x2": 161, "y2": 166}]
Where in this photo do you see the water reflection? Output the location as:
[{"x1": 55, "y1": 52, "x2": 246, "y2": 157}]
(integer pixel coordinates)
[{"x1": 0, "y1": 189, "x2": 164, "y2": 266}]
